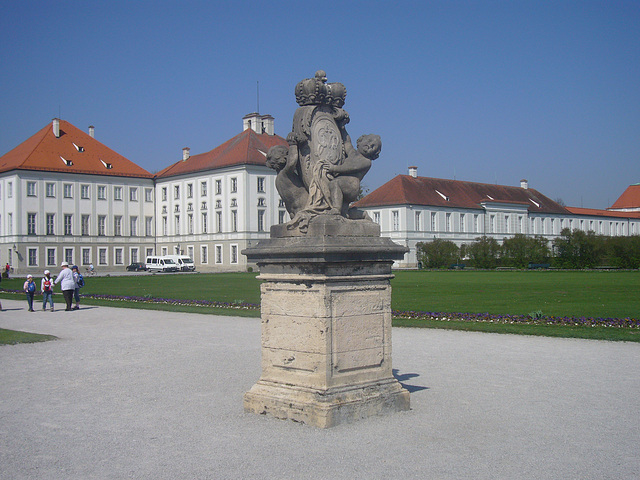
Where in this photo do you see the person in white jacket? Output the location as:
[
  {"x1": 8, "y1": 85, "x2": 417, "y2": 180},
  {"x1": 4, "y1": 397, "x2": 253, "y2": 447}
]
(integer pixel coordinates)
[{"x1": 54, "y1": 262, "x2": 76, "y2": 311}]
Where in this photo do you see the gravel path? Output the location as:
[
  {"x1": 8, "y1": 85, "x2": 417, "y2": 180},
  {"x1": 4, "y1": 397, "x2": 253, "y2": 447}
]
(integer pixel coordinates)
[{"x1": 1, "y1": 298, "x2": 639, "y2": 479}]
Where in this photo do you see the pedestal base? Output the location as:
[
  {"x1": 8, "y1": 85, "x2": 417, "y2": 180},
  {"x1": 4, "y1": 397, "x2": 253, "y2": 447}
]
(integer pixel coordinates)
[{"x1": 244, "y1": 377, "x2": 410, "y2": 429}]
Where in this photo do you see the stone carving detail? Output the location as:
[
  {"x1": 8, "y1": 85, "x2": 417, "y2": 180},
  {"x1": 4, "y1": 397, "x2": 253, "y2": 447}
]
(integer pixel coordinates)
[{"x1": 266, "y1": 70, "x2": 381, "y2": 234}]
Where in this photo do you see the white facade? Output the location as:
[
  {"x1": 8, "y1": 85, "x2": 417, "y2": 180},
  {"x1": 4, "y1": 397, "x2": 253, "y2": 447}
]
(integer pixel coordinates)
[{"x1": 1, "y1": 171, "x2": 155, "y2": 274}]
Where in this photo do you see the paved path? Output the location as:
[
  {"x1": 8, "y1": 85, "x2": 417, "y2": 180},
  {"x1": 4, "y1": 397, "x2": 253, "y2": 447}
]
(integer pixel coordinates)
[{"x1": 1, "y1": 299, "x2": 639, "y2": 480}]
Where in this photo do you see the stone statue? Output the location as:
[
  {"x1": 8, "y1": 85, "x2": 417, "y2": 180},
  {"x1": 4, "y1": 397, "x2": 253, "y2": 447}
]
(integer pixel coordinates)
[{"x1": 267, "y1": 70, "x2": 382, "y2": 233}]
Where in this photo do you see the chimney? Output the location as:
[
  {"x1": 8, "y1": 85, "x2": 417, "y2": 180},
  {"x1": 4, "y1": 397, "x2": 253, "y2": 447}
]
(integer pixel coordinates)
[
  {"x1": 182, "y1": 147, "x2": 190, "y2": 161},
  {"x1": 88, "y1": 125, "x2": 95, "y2": 138},
  {"x1": 520, "y1": 179, "x2": 528, "y2": 189},
  {"x1": 409, "y1": 166, "x2": 418, "y2": 178},
  {"x1": 52, "y1": 118, "x2": 60, "y2": 138}
]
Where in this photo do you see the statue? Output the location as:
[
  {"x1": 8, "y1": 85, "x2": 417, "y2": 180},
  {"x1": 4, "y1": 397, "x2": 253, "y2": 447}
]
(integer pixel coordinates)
[{"x1": 267, "y1": 70, "x2": 382, "y2": 233}]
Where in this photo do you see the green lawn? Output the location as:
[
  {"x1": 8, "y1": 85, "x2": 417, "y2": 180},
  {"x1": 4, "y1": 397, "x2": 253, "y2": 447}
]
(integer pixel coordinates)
[
  {"x1": 0, "y1": 328, "x2": 58, "y2": 345},
  {"x1": 1, "y1": 270, "x2": 638, "y2": 342}
]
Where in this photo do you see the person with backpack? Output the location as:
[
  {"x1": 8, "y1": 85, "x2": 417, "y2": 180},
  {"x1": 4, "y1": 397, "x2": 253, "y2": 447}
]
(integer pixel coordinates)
[
  {"x1": 41, "y1": 270, "x2": 54, "y2": 311},
  {"x1": 72, "y1": 265, "x2": 84, "y2": 310},
  {"x1": 23, "y1": 274, "x2": 36, "y2": 312}
]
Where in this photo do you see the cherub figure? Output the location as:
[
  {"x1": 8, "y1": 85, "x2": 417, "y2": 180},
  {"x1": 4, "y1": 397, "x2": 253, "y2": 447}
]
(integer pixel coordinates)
[
  {"x1": 266, "y1": 134, "x2": 308, "y2": 217},
  {"x1": 323, "y1": 133, "x2": 381, "y2": 217}
]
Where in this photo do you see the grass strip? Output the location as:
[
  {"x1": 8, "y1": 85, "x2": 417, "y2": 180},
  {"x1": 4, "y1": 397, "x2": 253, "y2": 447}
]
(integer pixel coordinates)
[{"x1": 0, "y1": 328, "x2": 58, "y2": 346}]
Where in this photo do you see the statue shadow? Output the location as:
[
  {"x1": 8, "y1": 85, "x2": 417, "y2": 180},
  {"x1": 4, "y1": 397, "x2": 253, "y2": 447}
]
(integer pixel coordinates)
[{"x1": 393, "y1": 368, "x2": 429, "y2": 393}]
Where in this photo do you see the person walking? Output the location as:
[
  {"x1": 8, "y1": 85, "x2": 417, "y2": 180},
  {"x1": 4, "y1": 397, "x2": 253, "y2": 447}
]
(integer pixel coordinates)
[
  {"x1": 54, "y1": 262, "x2": 76, "y2": 311},
  {"x1": 23, "y1": 274, "x2": 36, "y2": 311},
  {"x1": 41, "y1": 270, "x2": 54, "y2": 311},
  {"x1": 71, "y1": 265, "x2": 84, "y2": 310}
]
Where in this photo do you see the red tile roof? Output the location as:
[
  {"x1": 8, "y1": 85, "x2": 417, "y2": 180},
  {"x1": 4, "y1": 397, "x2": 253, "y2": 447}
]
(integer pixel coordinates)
[
  {"x1": 354, "y1": 175, "x2": 569, "y2": 214},
  {"x1": 0, "y1": 120, "x2": 153, "y2": 178},
  {"x1": 155, "y1": 128, "x2": 288, "y2": 179},
  {"x1": 609, "y1": 184, "x2": 640, "y2": 210},
  {"x1": 566, "y1": 206, "x2": 640, "y2": 219}
]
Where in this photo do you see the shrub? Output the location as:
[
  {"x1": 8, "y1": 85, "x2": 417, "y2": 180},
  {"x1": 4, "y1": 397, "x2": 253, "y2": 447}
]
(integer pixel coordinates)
[
  {"x1": 416, "y1": 239, "x2": 460, "y2": 269},
  {"x1": 466, "y1": 236, "x2": 500, "y2": 269}
]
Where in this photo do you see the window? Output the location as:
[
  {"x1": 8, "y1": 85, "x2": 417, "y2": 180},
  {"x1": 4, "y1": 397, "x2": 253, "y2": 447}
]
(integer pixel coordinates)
[
  {"x1": 257, "y1": 197, "x2": 265, "y2": 207},
  {"x1": 231, "y1": 245, "x2": 238, "y2": 264},
  {"x1": 46, "y1": 182, "x2": 55, "y2": 197},
  {"x1": 98, "y1": 215, "x2": 106, "y2": 236},
  {"x1": 258, "y1": 210, "x2": 265, "y2": 232},
  {"x1": 64, "y1": 248, "x2": 73, "y2": 265},
  {"x1": 28, "y1": 213, "x2": 36, "y2": 235},
  {"x1": 82, "y1": 215, "x2": 90, "y2": 236},
  {"x1": 216, "y1": 200, "x2": 222, "y2": 209},
  {"x1": 47, "y1": 248, "x2": 56, "y2": 266},
  {"x1": 230, "y1": 198, "x2": 237, "y2": 207},
  {"x1": 446, "y1": 213, "x2": 451, "y2": 232},
  {"x1": 146, "y1": 248, "x2": 154, "y2": 258},
  {"x1": 162, "y1": 187, "x2": 167, "y2": 201},
  {"x1": 188, "y1": 214, "x2": 194, "y2": 234},
  {"x1": 64, "y1": 183, "x2": 73, "y2": 198},
  {"x1": 474, "y1": 215, "x2": 479, "y2": 233},
  {"x1": 201, "y1": 245, "x2": 208, "y2": 264},
  {"x1": 114, "y1": 216, "x2": 122, "y2": 236},
  {"x1": 46, "y1": 213, "x2": 55, "y2": 235},
  {"x1": 519, "y1": 216, "x2": 524, "y2": 234},
  {"x1": 187, "y1": 203, "x2": 193, "y2": 212},
  {"x1": 187, "y1": 246, "x2": 194, "y2": 260},
  {"x1": 28, "y1": 248, "x2": 37, "y2": 266},
  {"x1": 145, "y1": 188, "x2": 153, "y2": 202},
  {"x1": 131, "y1": 248, "x2": 138, "y2": 263},
  {"x1": 161, "y1": 247, "x2": 168, "y2": 256},
  {"x1": 187, "y1": 183, "x2": 193, "y2": 198},
  {"x1": 231, "y1": 210, "x2": 237, "y2": 232},
  {"x1": 98, "y1": 185, "x2": 106, "y2": 200},
  {"x1": 112, "y1": 186, "x2": 122, "y2": 201},
  {"x1": 216, "y1": 211, "x2": 222, "y2": 233},
  {"x1": 145, "y1": 217, "x2": 153, "y2": 236},
  {"x1": 257, "y1": 177, "x2": 265, "y2": 193},
  {"x1": 129, "y1": 187, "x2": 138, "y2": 201},
  {"x1": 230, "y1": 177, "x2": 237, "y2": 193},
  {"x1": 201, "y1": 209, "x2": 208, "y2": 230},
  {"x1": 99, "y1": 248, "x2": 107, "y2": 265},
  {"x1": 215, "y1": 179, "x2": 222, "y2": 195},
  {"x1": 175, "y1": 215, "x2": 180, "y2": 233},
  {"x1": 27, "y1": 181, "x2": 37, "y2": 196},
  {"x1": 201, "y1": 181, "x2": 207, "y2": 196},
  {"x1": 490, "y1": 215, "x2": 496, "y2": 233},
  {"x1": 431, "y1": 212, "x2": 437, "y2": 231},
  {"x1": 64, "y1": 214, "x2": 72, "y2": 235},
  {"x1": 174, "y1": 185, "x2": 180, "y2": 200},
  {"x1": 163, "y1": 217, "x2": 168, "y2": 235},
  {"x1": 202, "y1": 201, "x2": 207, "y2": 210},
  {"x1": 7, "y1": 182, "x2": 12, "y2": 198},
  {"x1": 392, "y1": 211, "x2": 399, "y2": 231},
  {"x1": 460, "y1": 214, "x2": 465, "y2": 232},
  {"x1": 373, "y1": 212, "x2": 380, "y2": 224},
  {"x1": 130, "y1": 216, "x2": 138, "y2": 236},
  {"x1": 115, "y1": 248, "x2": 123, "y2": 265},
  {"x1": 279, "y1": 199, "x2": 285, "y2": 208},
  {"x1": 7, "y1": 213, "x2": 11, "y2": 234},
  {"x1": 81, "y1": 185, "x2": 90, "y2": 199},
  {"x1": 415, "y1": 211, "x2": 421, "y2": 231},
  {"x1": 505, "y1": 215, "x2": 510, "y2": 234},
  {"x1": 82, "y1": 248, "x2": 90, "y2": 265},
  {"x1": 216, "y1": 245, "x2": 222, "y2": 264}
]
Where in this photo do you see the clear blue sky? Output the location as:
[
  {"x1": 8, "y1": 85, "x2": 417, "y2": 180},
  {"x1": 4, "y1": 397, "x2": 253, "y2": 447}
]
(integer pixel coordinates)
[{"x1": 1, "y1": 1, "x2": 638, "y2": 209}]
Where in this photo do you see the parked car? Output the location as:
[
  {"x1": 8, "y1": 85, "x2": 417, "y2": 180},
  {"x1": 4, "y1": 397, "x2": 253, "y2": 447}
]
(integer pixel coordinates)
[
  {"x1": 126, "y1": 262, "x2": 147, "y2": 272},
  {"x1": 164, "y1": 255, "x2": 196, "y2": 272},
  {"x1": 145, "y1": 256, "x2": 179, "y2": 273}
]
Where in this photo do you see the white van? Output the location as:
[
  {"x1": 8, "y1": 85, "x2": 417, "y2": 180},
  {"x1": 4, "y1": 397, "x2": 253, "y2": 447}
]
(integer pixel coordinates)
[
  {"x1": 145, "y1": 256, "x2": 179, "y2": 273},
  {"x1": 165, "y1": 255, "x2": 196, "y2": 272}
]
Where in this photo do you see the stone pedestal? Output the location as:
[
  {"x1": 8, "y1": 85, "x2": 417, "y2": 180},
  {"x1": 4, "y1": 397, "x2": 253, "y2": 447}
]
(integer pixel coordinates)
[{"x1": 242, "y1": 218, "x2": 410, "y2": 428}]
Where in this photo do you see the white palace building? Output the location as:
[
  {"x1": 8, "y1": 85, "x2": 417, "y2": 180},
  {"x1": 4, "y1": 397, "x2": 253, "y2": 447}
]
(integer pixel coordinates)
[{"x1": 1, "y1": 115, "x2": 639, "y2": 274}]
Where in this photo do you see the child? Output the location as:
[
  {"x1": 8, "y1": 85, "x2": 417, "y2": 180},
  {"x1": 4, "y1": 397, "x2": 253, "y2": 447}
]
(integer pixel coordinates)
[
  {"x1": 41, "y1": 270, "x2": 54, "y2": 311},
  {"x1": 24, "y1": 274, "x2": 36, "y2": 312},
  {"x1": 72, "y1": 265, "x2": 84, "y2": 310}
]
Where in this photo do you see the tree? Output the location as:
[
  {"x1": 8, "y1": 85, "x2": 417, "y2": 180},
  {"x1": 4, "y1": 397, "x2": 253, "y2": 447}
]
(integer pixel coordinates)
[
  {"x1": 553, "y1": 228, "x2": 605, "y2": 268},
  {"x1": 416, "y1": 239, "x2": 460, "y2": 269},
  {"x1": 501, "y1": 234, "x2": 550, "y2": 268},
  {"x1": 467, "y1": 236, "x2": 500, "y2": 269},
  {"x1": 606, "y1": 235, "x2": 640, "y2": 269}
]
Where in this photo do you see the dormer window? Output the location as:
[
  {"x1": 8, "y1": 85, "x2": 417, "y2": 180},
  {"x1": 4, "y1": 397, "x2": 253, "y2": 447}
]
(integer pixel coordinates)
[
  {"x1": 100, "y1": 159, "x2": 112, "y2": 169},
  {"x1": 73, "y1": 143, "x2": 85, "y2": 152},
  {"x1": 530, "y1": 199, "x2": 540, "y2": 208},
  {"x1": 486, "y1": 195, "x2": 494, "y2": 200},
  {"x1": 435, "y1": 189, "x2": 449, "y2": 201},
  {"x1": 60, "y1": 156, "x2": 73, "y2": 166}
]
